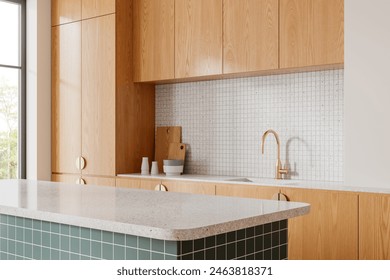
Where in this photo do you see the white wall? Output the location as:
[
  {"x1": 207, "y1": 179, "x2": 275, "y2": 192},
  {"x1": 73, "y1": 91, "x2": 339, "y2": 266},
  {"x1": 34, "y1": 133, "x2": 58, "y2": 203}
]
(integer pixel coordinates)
[
  {"x1": 345, "y1": 0, "x2": 390, "y2": 188},
  {"x1": 26, "y1": 0, "x2": 51, "y2": 180}
]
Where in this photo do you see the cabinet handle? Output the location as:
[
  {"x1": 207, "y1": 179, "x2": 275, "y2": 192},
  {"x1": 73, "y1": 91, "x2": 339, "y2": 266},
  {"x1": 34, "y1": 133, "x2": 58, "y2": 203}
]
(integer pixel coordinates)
[
  {"x1": 271, "y1": 192, "x2": 289, "y2": 201},
  {"x1": 76, "y1": 157, "x2": 86, "y2": 170},
  {"x1": 154, "y1": 184, "x2": 167, "y2": 192},
  {"x1": 76, "y1": 178, "x2": 86, "y2": 185}
]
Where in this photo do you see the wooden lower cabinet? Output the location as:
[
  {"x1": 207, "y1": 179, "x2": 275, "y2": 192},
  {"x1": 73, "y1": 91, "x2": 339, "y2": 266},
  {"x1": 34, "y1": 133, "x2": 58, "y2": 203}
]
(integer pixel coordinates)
[
  {"x1": 359, "y1": 193, "x2": 390, "y2": 260},
  {"x1": 161, "y1": 180, "x2": 216, "y2": 195},
  {"x1": 281, "y1": 187, "x2": 358, "y2": 260},
  {"x1": 116, "y1": 177, "x2": 161, "y2": 191},
  {"x1": 52, "y1": 174, "x2": 115, "y2": 187},
  {"x1": 215, "y1": 183, "x2": 279, "y2": 200}
]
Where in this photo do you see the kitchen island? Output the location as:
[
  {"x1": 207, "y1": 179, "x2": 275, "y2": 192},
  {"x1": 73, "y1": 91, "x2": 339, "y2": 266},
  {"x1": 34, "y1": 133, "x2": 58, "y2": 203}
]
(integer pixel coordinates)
[{"x1": 0, "y1": 180, "x2": 309, "y2": 260}]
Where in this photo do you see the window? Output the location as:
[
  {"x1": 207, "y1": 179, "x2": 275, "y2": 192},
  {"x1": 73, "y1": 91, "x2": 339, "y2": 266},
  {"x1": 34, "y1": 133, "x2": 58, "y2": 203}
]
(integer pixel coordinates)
[{"x1": 0, "y1": 0, "x2": 26, "y2": 179}]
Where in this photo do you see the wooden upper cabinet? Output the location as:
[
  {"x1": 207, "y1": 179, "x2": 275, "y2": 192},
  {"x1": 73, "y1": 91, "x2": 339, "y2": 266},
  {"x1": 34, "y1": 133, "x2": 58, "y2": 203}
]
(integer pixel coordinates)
[
  {"x1": 223, "y1": 0, "x2": 278, "y2": 74},
  {"x1": 359, "y1": 193, "x2": 390, "y2": 260},
  {"x1": 82, "y1": 0, "x2": 115, "y2": 20},
  {"x1": 52, "y1": 0, "x2": 82, "y2": 26},
  {"x1": 134, "y1": 0, "x2": 175, "y2": 82},
  {"x1": 52, "y1": 23, "x2": 82, "y2": 174},
  {"x1": 81, "y1": 15, "x2": 116, "y2": 177},
  {"x1": 175, "y1": 0, "x2": 223, "y2": 78},
  {"x1": 282, "y1": 188, "x2": 358, "y2": 260},
  {"x1": 280, "y1": 0, "x2": 344, "y2": 68}
]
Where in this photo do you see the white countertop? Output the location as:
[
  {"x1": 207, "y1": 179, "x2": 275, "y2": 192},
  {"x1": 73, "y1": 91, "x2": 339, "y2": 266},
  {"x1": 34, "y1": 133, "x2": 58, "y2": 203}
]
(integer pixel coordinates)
[
  {"x1": 118, "y1": 173, "x2": 390, "y2": 194},
  {"x1": 0, "y1": 179, "x2": 309, "y2": 241}
]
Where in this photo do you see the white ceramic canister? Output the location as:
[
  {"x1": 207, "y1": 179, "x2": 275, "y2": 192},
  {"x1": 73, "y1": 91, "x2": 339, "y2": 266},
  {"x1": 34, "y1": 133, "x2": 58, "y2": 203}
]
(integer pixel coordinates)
[
  {"x1": 151, "y1": 161, "x2": 159, "y2": 175},
  {"x1": 141, "y1": 157, "x2": 149, "y2": 175}
]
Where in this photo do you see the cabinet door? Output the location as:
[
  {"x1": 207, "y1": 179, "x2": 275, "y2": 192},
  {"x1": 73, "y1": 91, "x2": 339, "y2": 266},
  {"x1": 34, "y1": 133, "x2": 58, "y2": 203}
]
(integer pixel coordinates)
[
  {"x1": 116, "y1": 177, "x2": 161, "y2": 191},
  {"x1": 52, "y1": 0, "x2": 81, "y2": 26},
  {"x1": 161, "y1": 180, "x2": 216, "y2": 195},
  {"x1": 280, "y1": 0, "x2": 344, "y2": 68},
  {"x1": 216, "y1": 183, "x2": 279, "y2": 200},
  {"x1": 52, "y1": 23, "x2": 81, "y2": 174},
  {"x1": 175, "y1": 0, "x2": 222, "y2": 78},
  {"x1": 52, "y1": 173, "x2": 80, "y2": 184},
  {"x1": 52, "y1": 174, "x2": 115, "y2": 187},
  {"x1": 282, "y1": 188, "x2": 358, "y2": 260},
  {"x1": 359, "y1": 193, "x2": 390, "y2": 260},
  {"x1": 223, "y1": 0, "x2": 278, "y2": 74},
  {"x1": 82, "y1": 15, "x2": 116, "y2": 177},
  {"x1": 82, "y1": 0, "x2": 115, "y2": 19},
  {"x1": 134, "y1": 0, "x2": 175, "y2": 82}
]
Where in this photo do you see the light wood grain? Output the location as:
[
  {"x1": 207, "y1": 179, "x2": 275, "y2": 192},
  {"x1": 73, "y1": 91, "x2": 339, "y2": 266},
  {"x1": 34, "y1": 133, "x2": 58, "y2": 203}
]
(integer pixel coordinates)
[
  {"x1": 82, "y1": 0, "x2": 115, "y2": 19},
  {"x1": 216, "y1": 183, "x2": 279, "y2": 200},
  {"x1": 82, "y1": 15, "x2": 116, "y2": 177},
  {"x1": 282, "y1": 188, "x2": 358, "y2": 260},
  {"x1": 52, "y1": 0, "x2": 81, "y2": 26},
  {"x1": 175, "y1": 0, "x2": 223, "y2": 78},
  {"x1": 52, "y1": 173, "x2": 80, "y2": 184},
  {"x1": 155, "y1": 127, "x2": 182, "y2": 170},
  {"x1": 51, "y1": 23, "x2": 82, "y2": 174},
  {"x1": 82, "y1": 176, "x2": 116, "y2": 187},
  {"x1": 223, "y1": 0, "x2": 278, "y2": 74},
  {"x1": 280, "y1": 0, "x2": 344, "y2": 68},
  {"x1": 359, "y1": 193, "x2": 390, "y2": 260},
  {"x1": 133, "y1": 0, "x2": 175, "y2": 82},
  {"x1": 167, "y1": 143, "x2": 186, "y2": 160},
  {"x1": 116, "y1": 177, "x2": 161, "y2": 191},
  {"x1": 162, "y1": 180, "x2": 215, "y2": 195}
]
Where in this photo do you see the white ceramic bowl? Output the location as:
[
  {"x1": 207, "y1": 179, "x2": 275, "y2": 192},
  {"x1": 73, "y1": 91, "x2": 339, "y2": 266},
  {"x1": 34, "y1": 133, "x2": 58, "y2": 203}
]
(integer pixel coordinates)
[
  {"x1": 163, "y1": 159, "x2": 185, "y2": 166},
  {"x1": 163, "y1": 165, "x2": 184, "y2": 176}
]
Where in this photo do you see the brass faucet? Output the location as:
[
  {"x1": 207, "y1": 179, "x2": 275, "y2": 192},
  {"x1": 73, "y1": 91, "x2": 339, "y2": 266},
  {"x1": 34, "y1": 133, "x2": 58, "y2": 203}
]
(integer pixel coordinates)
[{"x1": 261, "y1": 129, "x2": 289, "y2": 179}]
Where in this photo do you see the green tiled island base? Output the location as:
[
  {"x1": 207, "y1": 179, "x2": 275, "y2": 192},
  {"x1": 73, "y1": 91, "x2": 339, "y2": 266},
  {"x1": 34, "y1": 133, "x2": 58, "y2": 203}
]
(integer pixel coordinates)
[{"x1": 0, "y1": 214, "x2": 287, "y2": 260}]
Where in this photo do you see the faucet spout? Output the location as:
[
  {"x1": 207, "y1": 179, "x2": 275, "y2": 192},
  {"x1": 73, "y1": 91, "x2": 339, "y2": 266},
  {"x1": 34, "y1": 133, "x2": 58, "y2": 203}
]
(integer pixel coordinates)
[{"x1": 261, "y1": 129, "x2": 288, "y2": 179}]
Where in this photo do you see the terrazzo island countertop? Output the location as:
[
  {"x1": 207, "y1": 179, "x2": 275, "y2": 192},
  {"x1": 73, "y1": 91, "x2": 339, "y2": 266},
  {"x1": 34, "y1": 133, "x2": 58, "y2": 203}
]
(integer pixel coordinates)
[
  {"x1": 0, "y1": 179, "x2": 309, "y2": 241},
  {"x1": 118, "y1": 173, "x2": 390, "y2": 194}
]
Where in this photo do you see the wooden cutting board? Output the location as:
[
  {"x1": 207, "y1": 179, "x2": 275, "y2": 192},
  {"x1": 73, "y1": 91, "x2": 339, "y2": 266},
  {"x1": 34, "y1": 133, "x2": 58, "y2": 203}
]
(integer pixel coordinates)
[
  {"x1": 155, "y1": 126, "x2": 182, "y2": 169},
  {"x1": 168, "y1": 143, "x2": 186, "y2": 160}
]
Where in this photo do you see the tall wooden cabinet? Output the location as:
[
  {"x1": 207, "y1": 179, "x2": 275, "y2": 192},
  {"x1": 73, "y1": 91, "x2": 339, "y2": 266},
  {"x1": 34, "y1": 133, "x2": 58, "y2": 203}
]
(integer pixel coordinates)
[{"x1": 52, "y1": 0, "x2": 155, "y2": 185}]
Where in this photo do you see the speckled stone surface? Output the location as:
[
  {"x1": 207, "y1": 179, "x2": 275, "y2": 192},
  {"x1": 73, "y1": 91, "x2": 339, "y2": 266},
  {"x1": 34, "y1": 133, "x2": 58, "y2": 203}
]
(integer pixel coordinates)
[
  {"x1": 0, "y1": 179, "x2": 309, "y2": 241},
  {"x1": 118, "y1": 173, "x2": 390, "y2": 194}
]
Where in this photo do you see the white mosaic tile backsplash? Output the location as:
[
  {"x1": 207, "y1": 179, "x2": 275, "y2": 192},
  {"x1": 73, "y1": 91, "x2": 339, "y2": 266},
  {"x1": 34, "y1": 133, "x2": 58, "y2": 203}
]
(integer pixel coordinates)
[{"x1": 156, "y1": 70, "x2": 344, "y2": 182}]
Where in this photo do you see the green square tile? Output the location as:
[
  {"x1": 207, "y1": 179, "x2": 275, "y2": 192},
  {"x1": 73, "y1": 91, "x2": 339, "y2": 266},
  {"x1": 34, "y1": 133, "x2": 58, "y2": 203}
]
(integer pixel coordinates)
[
  {"x1": 165, "y1": 241, "x2": 178, "y2": 255},
  {"x1": 15, "y1": 256, "x2": 24, "y2": 260},
  {"x1": 71, "y1": 237, "x2": 80, "y2": 253},
  {"x1": 70, "y1": 226, "x2": 80, "y2": 237},
  {"x1": 60, "y1": 251, "x2": 70, "y2": 260},
  {"x1": 8, "y1": 254, "x2": 15, "y2": 260},
  {"x1": 81, "y1": 239, "x2": 91, "y2": 256},
  {"x1": 61, "y1": 235, "x2": 70, "y2": 251},
  {"x1": 16, "y1": 226, "x2": 23, "y2": 242},
  {"x1": 16, "y1": 241, "x2": 24, "y2": 256},
  {"x1": 33, "y1": 245, "x2": 42, "y2": 260},
  {"x1": 42, "y1": 232, "x2": 50, "y2": 247},
  {"x1": 60, "y1": 224, "x2": 70, "y2": 235},
  {"x1": 0, "y1": 238, "x2": 7, "y2": 251},
  {"x1": 1, "y1": 224, "x2": 8, "y2": 238},
  {"x1": 81, "y1": 255, "x2": 90, "y2": 260},
  {"x1": 102, "y1": 231, "x2": 113, "y2": 243},
  {"x1": 51, "y1": 234, "x2": 60, "y2": 249},
  {"x1": 8, "y1": 216, "x2": 15, "y2": 226},
  {"x1": 114, "y1": 233, "x2": 125, "y2": 246},
  {"x1": 139, "y1": 237, "x2": 150, "y2": 250},
  {"x1": 33, "y1": 220, "x2": 41, "y2": 230},
  {"x1": 8, "y1": 226, "x2": 16, "y2": 240},
  {"x1": 71, "y1": 253, "x2": 80, "y2": 260},
  {"x1": 42, "y1": 247, "x2": 50, "y2": 260},
  {"x1": 42, "y1": 221, "x2": 50, "y2": 232},
  {"x1": 25, "y1": 219, "x2": 33, "y2": 229},
  {"x1": 102, "y1": 243, "x2": 113, "y2": 260},
  {"x1": 51, "y1": 223, "x2": 60, "y2": 234},
  {"x1": 152, "y1": 252, "x2": 164, "y2": 260},
  {"x1": 25, "y1": 229, "x2": 32, "y2": 243},
  {"x1": 51, "y1": 249, "x2": 60, "y2": 260},
  {"x1": 152, "y1": 239, "x2": 164, "y2": 253},
  {"x1": 33, "y1": 231, "x2": 42, "y2": 245},
  {"x1": 16, "y1": 217, "x2": 24, "y2": 227},
  {"x1": 125, "y1": 247, "x2": 137, "y2": 260},
  {"x1": 25, "y1": 243, "x2": 33, "y2": 259},
  {"x1": 0, "y1": 214, "x2": 7, "y2": 223},
  {"x1": 114, "y1": 245, "x2": 125, "y2": 260},
  {"x1": 8, "y1": 240, "x2": 16, "y2": 254},
  {"x1": 91, "y1": 229, "x2": 102, "y2": 241},
  {"x1": 81, "y1": 227, "x2": 90, "y2": 239},
  {"x1": 0, "y1": 252, "x2": 7, "y2": 260},
  {"x1": 139, "y1": 250, "x2": 150, "y2": 260},
  {"x1": 91, "y1": 241, "x2": 101, "y2": 258},
  {"x1": 125, "y1": 235, "x2": 137, "y2": 248}
]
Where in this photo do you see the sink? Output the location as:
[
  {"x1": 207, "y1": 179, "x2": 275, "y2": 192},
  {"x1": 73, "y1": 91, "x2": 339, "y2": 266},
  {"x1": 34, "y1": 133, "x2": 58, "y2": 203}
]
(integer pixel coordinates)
[
  {"x1": 225, "y1": 177, "x2": 301, "y2": 186},
  {"x1": 225, "y1": 178, "x2": 254, "y2": 183}
]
